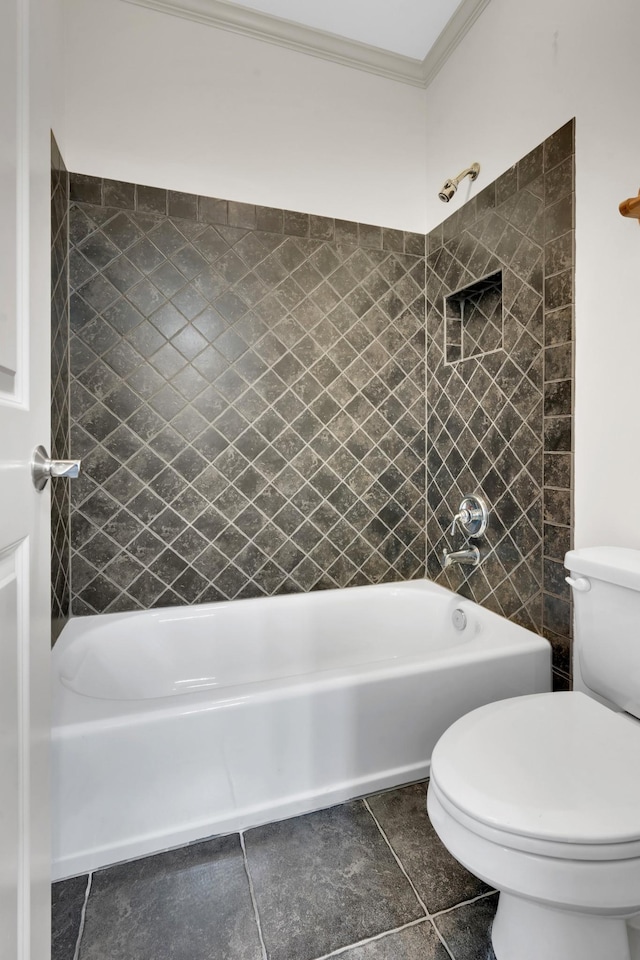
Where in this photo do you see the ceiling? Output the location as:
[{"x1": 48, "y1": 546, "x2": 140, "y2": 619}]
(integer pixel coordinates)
[
  {"x1": 219, "y1": 0, "x2": 462, "y2": 60},
  {"x1": 122, "y1": 0, "x2": 491, "y2": 87}
]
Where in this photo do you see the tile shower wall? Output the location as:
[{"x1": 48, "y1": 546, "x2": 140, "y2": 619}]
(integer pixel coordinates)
[
  {"x1": 426, "y1": 121, "x2": 574, "y2": 690},
  {"x1": 51, "y1": 134, "x2": 71, "y2": 642},
  {"x1": 68, "y1": 179, "x2": 426, "y2": 614}
]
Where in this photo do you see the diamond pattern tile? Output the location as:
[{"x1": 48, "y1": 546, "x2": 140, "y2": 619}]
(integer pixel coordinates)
[
  {"x1": 426, "y1": 122, "x2": 574, "y2": 686},
  {"x1": 51, "y1": 137, "x2": 71, "y2": 642},
  {"x1": 68, "y1": 181, "x2": 426, "y2": 614}
]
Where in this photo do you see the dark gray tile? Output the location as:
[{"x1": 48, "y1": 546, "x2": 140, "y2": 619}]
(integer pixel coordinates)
[
  {"x1": 69, "y1": 173, "x2": 102, "y2": 204},
  {"x1": 545, "y1": 157, "x2": 573, "y2": 205},
  {"x1": 168, "y1": 190, "x2": 197, "y2": 220},
  {"x1": 544, "y1": 452, "x2": 571, "y2": 489},
  {"x1": 228, "y1": 201, "x2": 256, "y2": 229},
  {"x1": 367, "y1": 784, "x2": 490, "y2": 912},
  {"x1": 335, "y1": 219, "x2": 358, "y2": 244},
  {"x1": 310, "y1": 214, "x2": 334, "y2": 240},
  {"x1": 545, "y1": 232, "x2": 573, "y2": 278},
  {"x1": 434, "y1": 894, "x2": 498, "y2": 960},
  {"x1": 552, "y1": 670, "x2": 572, "y2": 692},
  {"x1": 517, "y1": 144, "x2": 543, "y2": 189},
  {"x1": 496, "y1": 165, "x2": 517, "y2": 205},
  {"x1": 103, "y1": 179, "x2": 135, "y2": 210},
  {"x1": 544, "y1": 415, "x2": 571, "y2": 451},
  {"x1": 544, "y1": 521, "x2": 571, "y2": 561},
  {"x1": 383, "y1": 228, "x2": 404, "y2": 252},
  {"x1": 544, "y1": 269, "x2": 573, "y2": 311},
  {"x1": 545, "y1": 306, "x2": 572, "y2": 346},
  {"x1": 543, "y1": 592, "x2": 571, "y2": 637},
  {"x1": 544, "y1": 195, "x2": 573, "y2": 242},
  {"x1": 427, "y1": 225, "x2": 443, "y2": 254},
  {"x1": 404, "y1": 232, "x2": 425, "y2": 256},
  {"x1": 338, "y1": 922, "x2": 450, "y2": 960},
  {"x1": 52, "y1": 875, "x2": 87, "y2": 960},
  {"x1": 475, "y1": 184, "x2": 496, "y2": 216},
  {"x1": 283, "y1": 209, "x2": 309, "y2": 237},
  {"x1": 78, "y1": 835, "x2": 262, "y2": 960},
  {"x1": 544, "y1": 342, "x2": 572, "y2": 382},
  {"x1": 136, "y1": 184, "x2": 167, "y2": 216},
  {"x1": 544, "y1": 120, "x2": 574, "y2": 171},
  {"x1": 256, "y1": 206, "x2": 284, "y2": 234},
  {"x1": 199, "y1": 196, "x2": 227, "y2": 225},
  {"x1": 76, "y1": 573, "x2": 120, "y2": 612},
  {"x1": 544, "y1": 557, "x2": 570, "y2": 599},
  {"x1": 245, "y1": 802, "x2": 424, "y2": 960},
  {"x1": 544, "y1": 487, "x2": 571, "y2": 526}
]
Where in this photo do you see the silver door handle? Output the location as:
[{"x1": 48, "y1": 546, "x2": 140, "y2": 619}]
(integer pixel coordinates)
[{"x1": 31, "y1": 445, "x2": 82, "y2": 491}]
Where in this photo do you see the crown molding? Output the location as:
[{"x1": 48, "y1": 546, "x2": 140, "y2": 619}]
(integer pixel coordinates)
[
  {"x1": 119, "y1": 0, "x2": 491, "y2": 89},
  {"x1": 422, "y1": 0, "x2": 491, "y2": 87}
]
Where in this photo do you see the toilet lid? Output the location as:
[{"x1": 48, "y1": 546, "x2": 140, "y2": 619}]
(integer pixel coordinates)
[{"x1": 431, "y1": 692, "x2": 640, "y2": 846}]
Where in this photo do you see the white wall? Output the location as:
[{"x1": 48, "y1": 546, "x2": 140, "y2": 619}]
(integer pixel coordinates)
[
  {"x1": 63, "y1": 0, "x2": 640, "y2": 548},
  {"x1": 423, "y1": 0, "x2": 640, "y2": 550},
  {"x1": 62, "y1": 0, "x2": 428, "y2": 231},
  {"x1": 51, "y1": 0, "x2": 67, "y2": 153}
]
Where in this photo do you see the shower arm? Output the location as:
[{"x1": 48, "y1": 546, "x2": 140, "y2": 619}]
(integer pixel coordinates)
[{"x1": 449, "y1": 164, "x2": 481, "y2": 189}]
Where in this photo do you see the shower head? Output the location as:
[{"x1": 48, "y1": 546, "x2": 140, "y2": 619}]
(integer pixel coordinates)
[
  {"x1": 438, "y1": 180, "x2": 458, "y2": 203},
  {"x1": 438, "y1": 163, "x2": 480, "y2": 203}
]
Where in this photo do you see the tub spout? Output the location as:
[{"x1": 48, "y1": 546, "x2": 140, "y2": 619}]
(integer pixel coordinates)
[{"x1": 442, "y1": 546, "x2": 480, "y2": 569}]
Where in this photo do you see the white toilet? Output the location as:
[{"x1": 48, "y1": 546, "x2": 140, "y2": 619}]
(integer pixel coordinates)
[{"x1": 427, "y1": 547, "x2": 640, "y2": 960}]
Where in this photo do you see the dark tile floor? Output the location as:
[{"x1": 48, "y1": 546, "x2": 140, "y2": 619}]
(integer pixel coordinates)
[{"x1": 53, "y1": 782, "x2": 497, "y2": 960}]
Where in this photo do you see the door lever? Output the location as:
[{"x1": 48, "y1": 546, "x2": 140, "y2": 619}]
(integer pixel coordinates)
[{"x1": 31, "y1": 445, "x2": 82, "y2": 491}]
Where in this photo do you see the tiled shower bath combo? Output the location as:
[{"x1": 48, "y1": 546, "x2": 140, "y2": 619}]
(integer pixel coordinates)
[
  {"x1": 50, "y1": 123, "x2": 574, "y2": 958},
  {"x1": 54, "y1": 123, "x2": 574, "y2": 689}
]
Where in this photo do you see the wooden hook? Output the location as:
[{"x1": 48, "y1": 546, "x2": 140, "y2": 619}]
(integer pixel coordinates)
[{"x1": 619, "y1": 189, "x2": 640, "y2": 223}]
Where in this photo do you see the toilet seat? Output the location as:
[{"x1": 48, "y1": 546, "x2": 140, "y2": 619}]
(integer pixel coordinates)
[
  {"x1": 429, "y1": 777, "x2": 640, "y2": 861},
  {"x1": 430, "y1": 691, "x2": 640, "y2": 859}
]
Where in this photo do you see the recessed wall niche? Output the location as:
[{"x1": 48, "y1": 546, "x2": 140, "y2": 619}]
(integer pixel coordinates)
[{"x1": 445, "y1": 271, "x2": 503, "y2": 364}]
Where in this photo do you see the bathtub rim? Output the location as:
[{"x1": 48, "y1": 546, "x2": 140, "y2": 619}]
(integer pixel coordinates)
[{"x1": 52, "y1": 578, "x2": 551, "y2": 727}]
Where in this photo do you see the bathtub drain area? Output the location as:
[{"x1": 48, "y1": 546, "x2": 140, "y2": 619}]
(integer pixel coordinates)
[{"x1": 52, "y1": 781, "x2": 496, "y2": 960}]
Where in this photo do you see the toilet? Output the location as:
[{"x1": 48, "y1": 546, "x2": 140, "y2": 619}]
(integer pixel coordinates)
[{"x1": 427, "y1": 547, "x2": 640, "y2": 960}]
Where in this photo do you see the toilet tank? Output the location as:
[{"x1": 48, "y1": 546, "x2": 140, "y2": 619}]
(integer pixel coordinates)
[{"x1": 566, "y1": 547, "x2": 640, "y2": 719}]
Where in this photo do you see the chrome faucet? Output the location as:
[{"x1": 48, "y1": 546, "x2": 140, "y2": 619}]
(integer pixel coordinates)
[{"x1": 442, "y1": 546, "x2": 480, "y2": 569}]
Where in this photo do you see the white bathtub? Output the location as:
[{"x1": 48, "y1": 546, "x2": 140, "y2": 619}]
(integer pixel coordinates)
[{"x1": 51, "y1": 579, "x2": 551, "y2": 880}]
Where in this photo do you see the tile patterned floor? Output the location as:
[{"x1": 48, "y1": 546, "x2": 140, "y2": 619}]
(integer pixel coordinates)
[{"x1": 52, "y1": 782, "x2": 497, "y2": 960}]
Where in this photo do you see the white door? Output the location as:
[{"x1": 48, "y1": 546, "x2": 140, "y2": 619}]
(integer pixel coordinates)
[{"x1": 1, "y1": 0, "x2": 54, "y2": 956}]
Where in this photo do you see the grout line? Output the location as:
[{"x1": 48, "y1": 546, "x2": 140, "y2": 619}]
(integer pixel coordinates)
[
  {"x1": 72, "y1": 872, "x2": 92, "y2": 960},
  {"x1": 429, "y1": 918, "x2": 456, "y2": 960},
  {"x1": 239, "y1": 831, "x2": 268, "y2": 960},
  {"x1": 363, "y1": 797, "x2": 489, "y2": 960},
  {"x1": 431, "y1": 887, "x2": 497, "y2": 919},
  {"x1": 310, "y1": 916, "x2": 430, "y2": 960},
  {"x1": 362, "y1": 798, "x2": 430, "y2": 918},
  {"x1": 365, "y1": 806, "x2": 456, "y2": 960},
  {"x1": 436, "y1": 925, "x2": 458, "y2": 960}
]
